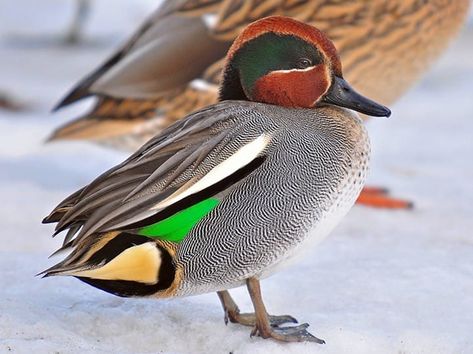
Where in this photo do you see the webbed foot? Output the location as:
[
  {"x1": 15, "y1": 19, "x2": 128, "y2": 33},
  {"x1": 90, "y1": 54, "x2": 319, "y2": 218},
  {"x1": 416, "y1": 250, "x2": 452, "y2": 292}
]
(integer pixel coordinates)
[
  {"x1": 356, "y1": 186, "x2": 413, "y2": 209},
  {"x1": 217, "y1": 279, "x2": 325, "y2": 343},
  {"x1": 251, "y1": 322, "x2": 325, "y2": 343}
]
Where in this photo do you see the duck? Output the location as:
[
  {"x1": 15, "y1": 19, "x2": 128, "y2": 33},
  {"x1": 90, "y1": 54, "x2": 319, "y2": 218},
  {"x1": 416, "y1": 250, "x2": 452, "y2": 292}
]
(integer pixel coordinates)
[
  {"x1": 47, "y1": 0, "x2": 469, "y2": 209},
  {"x1": 42, "y1": 16, "x2": 391, "y2": 343}
]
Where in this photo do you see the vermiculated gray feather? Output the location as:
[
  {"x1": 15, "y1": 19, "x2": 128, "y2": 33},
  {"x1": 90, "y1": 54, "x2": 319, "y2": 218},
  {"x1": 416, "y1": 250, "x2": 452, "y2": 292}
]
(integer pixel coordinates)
[{"x1": 45, "y1": 99, "x2": 369, "y2": 297}]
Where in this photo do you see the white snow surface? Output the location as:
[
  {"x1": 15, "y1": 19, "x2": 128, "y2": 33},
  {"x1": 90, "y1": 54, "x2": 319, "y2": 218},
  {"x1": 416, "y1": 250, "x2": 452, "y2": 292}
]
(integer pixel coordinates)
[{"x1": 1, "y1": 2, "x2": 473, "y2": 353}]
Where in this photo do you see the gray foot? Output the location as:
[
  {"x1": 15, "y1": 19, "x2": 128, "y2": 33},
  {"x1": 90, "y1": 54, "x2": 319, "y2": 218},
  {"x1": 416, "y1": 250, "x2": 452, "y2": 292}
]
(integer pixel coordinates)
[{"x1": 251, "y1": 322, "x2": 325, "y2": 344}]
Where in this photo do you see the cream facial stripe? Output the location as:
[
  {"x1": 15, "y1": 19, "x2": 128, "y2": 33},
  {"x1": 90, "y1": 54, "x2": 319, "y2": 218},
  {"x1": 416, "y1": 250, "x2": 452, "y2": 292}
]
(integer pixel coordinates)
[
  {"x1": 151, "y1": 133, "x2": 271, "y2": 211},
  {"x1": 65, "y1": 243, "x2": 161, "y2": 284},
  {"x1": 272, "y1": 66, "x2": 316, "y2": 74}
]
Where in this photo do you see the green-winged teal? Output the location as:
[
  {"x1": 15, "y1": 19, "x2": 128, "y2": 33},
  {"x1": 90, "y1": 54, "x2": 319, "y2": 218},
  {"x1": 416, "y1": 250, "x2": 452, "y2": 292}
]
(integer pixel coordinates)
[{"x1": 43, "y1": 16, "x2": 392, "y2": 343}]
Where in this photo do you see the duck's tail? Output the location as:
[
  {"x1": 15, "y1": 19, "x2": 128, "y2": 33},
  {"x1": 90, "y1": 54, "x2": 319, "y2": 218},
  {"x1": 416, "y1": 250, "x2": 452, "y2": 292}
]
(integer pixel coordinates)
[{"x1": 40, "y1": 231, "x2": 177, "y2": 298}]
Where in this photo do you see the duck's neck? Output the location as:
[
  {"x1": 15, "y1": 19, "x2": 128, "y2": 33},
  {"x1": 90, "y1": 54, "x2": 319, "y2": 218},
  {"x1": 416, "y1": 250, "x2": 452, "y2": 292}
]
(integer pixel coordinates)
[{"x1": 218, "y1": 62, "x2": 248, "y2": 102}]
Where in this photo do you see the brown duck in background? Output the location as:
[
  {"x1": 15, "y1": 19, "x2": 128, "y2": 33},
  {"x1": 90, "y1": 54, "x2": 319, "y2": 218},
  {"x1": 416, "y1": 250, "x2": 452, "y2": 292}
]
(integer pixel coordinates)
[
  {"x1": 49, "y1": 0, "x2": 470, "y2": 208},
  {"x1": 0, "y1": 91, "x2": 25, "y2": 112}
]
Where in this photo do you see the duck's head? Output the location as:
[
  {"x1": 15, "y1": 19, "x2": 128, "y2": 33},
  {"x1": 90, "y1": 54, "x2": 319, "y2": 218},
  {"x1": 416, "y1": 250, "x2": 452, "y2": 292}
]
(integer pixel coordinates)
[{"x1": 220, "y1": 16, "x2": 391, "y2": 117}]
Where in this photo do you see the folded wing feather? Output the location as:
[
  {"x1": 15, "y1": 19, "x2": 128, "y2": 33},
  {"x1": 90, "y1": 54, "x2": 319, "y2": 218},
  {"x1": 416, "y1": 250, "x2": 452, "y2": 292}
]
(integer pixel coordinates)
[{"x1": 45, "y1": 102, "x2": 271, "y2": 252}]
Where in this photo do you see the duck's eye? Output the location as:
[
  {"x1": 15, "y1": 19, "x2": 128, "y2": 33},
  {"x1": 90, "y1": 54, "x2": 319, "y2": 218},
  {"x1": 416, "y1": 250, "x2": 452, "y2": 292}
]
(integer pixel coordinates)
[{"x1": 296, "y1": 58, "x2": 312, "y2": 69}]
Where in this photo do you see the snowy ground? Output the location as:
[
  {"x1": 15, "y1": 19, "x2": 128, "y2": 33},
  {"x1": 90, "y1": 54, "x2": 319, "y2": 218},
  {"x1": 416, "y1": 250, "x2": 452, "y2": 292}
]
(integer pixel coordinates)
[{"x1": 1, "y1": 2, "x2": 473, "y2": 354}]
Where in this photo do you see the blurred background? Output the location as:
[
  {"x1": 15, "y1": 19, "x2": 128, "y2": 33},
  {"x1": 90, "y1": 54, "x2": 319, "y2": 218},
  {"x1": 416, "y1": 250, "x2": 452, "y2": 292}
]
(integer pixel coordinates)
[{"x1": 0, "y1": 1, "x2": 472, "y2": 353}]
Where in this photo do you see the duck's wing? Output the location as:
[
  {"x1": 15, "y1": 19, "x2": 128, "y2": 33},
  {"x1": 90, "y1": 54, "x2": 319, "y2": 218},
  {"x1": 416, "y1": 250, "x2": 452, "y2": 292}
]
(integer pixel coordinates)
[
  {"x1": 54, "y1": 1, "x2": 232, "y2": 110},
  {"x1": 48, "y1": 88, "x2": 219, "y2": 145},
  {"x1": 44, "y1": 101, "x2": 271, "y2": 250},
  {"x1": 49, "y1": 0, "x2": 231, "y2": 143}
]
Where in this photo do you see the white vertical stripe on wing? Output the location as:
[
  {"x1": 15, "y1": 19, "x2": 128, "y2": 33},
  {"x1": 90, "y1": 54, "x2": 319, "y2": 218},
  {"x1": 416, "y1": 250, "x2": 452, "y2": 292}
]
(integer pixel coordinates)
[{"x1": 151, "y1": 133, "x2": 271, "y2": 211}]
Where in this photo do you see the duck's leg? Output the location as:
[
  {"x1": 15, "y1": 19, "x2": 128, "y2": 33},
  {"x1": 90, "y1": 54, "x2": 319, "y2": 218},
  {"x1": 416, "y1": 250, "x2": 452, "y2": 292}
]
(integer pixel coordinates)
[
  {"x1": 356, "y1": 186, "x2": 413, "y2": 209},
  {"x1": 245, "y1": 277, "x2": 325, "y2": 343},
  {"x1": 217, "y1": 290, "x2": 297, "y2": 327}
]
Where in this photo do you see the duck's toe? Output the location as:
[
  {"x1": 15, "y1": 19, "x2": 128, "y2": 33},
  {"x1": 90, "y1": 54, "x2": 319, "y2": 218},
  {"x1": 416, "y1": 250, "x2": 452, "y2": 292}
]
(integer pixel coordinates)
[
  {"x1": 268, "y1": 314, "x2": 298, "y2": 327},
  {"x1": 251, "y1": 322, "x2": 325, "y2": 343}
]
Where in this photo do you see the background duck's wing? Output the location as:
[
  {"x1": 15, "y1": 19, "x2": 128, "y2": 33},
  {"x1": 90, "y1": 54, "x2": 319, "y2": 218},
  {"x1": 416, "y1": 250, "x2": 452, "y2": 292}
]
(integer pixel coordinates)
[
  {"x1": 55, "y1": 11, "x2": 228, "y2": 108},
  {"x1": 44, "y1": 101, "x2": 271, "y2": 249},
  {"x1": 50, "y1": 0, "x2": 233, "y2": 144},
  {"x1": 48, "y1": 88, "x2": 219, "y2": 147}
]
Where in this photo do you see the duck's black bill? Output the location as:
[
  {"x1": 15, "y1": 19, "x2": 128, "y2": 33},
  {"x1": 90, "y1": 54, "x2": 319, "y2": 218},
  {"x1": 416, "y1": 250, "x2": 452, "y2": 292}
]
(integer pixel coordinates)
[{"x1": 322, "y1": 76, "x2": 391, "y2": 117}]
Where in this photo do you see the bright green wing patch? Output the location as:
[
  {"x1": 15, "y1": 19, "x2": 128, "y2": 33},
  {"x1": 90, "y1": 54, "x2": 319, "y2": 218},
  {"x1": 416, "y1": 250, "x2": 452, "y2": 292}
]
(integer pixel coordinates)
[{"x1": 137, "y1": 198, "x2": 219, "y2": 242}]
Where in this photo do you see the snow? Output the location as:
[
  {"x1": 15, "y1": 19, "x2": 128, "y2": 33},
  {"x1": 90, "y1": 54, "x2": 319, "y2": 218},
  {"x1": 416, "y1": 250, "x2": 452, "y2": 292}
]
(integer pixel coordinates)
[{"x1": 1, "y1": 2, "x2": 473, "y2": 353}]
